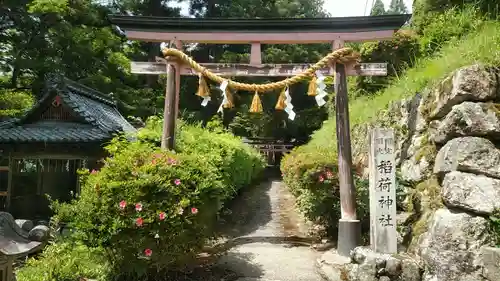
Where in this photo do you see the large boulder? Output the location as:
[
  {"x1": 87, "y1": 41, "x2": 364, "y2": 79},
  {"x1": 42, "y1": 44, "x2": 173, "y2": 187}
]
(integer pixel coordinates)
[
  {"x1": 429, "y1": 102, "x2": 500, "y2": 144},
  {"x1": 434, "y1": 137, "x2": 500, "y2": 179},
  {"x1": 400, "y1": 134, "x2": 435, "y2": 183},
  {"x1": 442, "y1": 171, "x2": 500, "y2": 215},
  {"x1": 420, "y1": 64, "x2": 498, "y2": 120},
  {"x1": 478, "y1": 246, "x2": 500, "y2": 281},
  {"x1": 418, "y1": 208, "x2": 494, "y2": 281}
]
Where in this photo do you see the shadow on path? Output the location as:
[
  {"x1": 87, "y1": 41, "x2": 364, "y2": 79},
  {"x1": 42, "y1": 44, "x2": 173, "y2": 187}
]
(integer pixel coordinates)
[
  {"x1": 163, "y1": 252, "x2": 262, "y2": 281},
  {"x1": 216, "y1": 172, "x2": 276, "y2": 238},
  {"x1": 210, "y1": 169, "x2": 325, "y2": 281}
]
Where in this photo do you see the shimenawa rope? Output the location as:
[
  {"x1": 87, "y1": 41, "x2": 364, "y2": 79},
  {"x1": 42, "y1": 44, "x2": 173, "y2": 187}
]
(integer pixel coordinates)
[{"x1": 161, "y1": 47, "x2": 359, "y2": 93}]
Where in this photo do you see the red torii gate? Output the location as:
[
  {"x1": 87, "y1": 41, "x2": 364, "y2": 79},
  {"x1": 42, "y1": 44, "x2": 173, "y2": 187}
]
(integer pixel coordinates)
[{"x1": 108, "y1": 14, "x2": 410, "y2": 257}]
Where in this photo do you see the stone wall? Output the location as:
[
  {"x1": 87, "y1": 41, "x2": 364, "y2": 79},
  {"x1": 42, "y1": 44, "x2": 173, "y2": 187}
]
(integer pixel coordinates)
[{"x1": 349, "y1": 64, "x2": 500, "y2": 281}]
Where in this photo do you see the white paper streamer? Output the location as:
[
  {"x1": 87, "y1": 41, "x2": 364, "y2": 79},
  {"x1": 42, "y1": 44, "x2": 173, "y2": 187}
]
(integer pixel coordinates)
[
  {"x1": 201, "y1": 97, "x2": 211, "y2": 107},
  {"x1": 284, "y1": 87, "x2": 296, "y2": 120},
  {"x1": 160, "y1": 42, "x2": 168, "y2": 51},
  {"x1": 315, "y1": 70, "x2": 328, "y2": 107},
  {"x1": 217, "y1": 80, "x2": 229, "y2": 113},
  {"x1": 197, "y1": 73, "x2": 211, "y2": 107}
]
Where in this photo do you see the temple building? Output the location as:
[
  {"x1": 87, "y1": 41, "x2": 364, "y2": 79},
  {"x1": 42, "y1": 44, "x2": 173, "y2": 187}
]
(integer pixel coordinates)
[{"x1": 0, "y1": 75, "x2": 136, "y2": 219}]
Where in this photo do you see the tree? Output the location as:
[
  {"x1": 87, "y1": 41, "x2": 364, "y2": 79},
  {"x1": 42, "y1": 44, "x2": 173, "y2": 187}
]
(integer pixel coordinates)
[
  {"x1": 387, "y1": 0, "x2": 408, "y2": 14},
  {"x1": 370, "y1": 0, "x2": 386, "y2": 15}
]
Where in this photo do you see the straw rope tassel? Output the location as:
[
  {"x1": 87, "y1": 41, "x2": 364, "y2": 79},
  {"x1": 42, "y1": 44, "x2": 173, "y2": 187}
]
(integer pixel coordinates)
[
  {"x1": 307, "y1": 75, "x2": 317, "y2": 96},
  {"x1": 196, "y1": 75, "x2": 210, "y2": 98},
  {"x1": 222, "y1": 87, "x2": 234, "y2": 109},
  {"x1": 275, "y1": 88, "x2": 286, "y2": 110},
  {"x1": 250, "y1": 91, "x2": 263, "y2": 113}
]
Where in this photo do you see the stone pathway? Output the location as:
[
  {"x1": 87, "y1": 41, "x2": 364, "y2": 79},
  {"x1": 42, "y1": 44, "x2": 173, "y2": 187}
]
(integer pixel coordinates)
[{"x1": 214, "y1": 177, "x2": 325, "y2": 281}]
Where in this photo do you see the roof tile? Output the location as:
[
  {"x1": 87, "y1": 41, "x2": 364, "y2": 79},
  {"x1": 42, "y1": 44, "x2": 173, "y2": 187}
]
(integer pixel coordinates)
[{"x1": 0, "y1": 76, "x2": 136, "y2": 144}]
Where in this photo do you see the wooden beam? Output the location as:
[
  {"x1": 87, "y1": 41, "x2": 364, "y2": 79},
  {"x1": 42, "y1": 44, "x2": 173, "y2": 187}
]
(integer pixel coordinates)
[
  {"x1": 131, "y1": 61, "x2": 387, "y2": 77},
  {"x1": 250, "y1": 43, "x2": 262, "y2": 65},
  {"x1": 6, "y1": 156, "x2": 12, "y2": 211},
  {"x1": 124, "y1": 30, "x2": 396, "y2": 44},
  {"x1": 161, "y1": 63, "x2": 176, "y2": 150},
  {"x1": 335, "y1": 63, "x2": 361, "y2": 257},
  {"x1": 174, "y1": 40, "x2": 183, "y2": 121}
]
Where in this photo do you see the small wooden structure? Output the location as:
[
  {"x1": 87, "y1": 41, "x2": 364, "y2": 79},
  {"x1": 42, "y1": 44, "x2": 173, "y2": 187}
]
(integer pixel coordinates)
[
  {"x1": 0, "y1": 75, "x2": 136, "y2": 220},
  {"x1": 243, "y1": 137, "x2": 305, "y2": 167}
]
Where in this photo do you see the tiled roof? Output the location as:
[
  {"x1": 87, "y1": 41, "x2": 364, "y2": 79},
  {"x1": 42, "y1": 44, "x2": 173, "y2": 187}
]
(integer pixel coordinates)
[{"x1": 0, "y1": 76, "x2": 136, "y2": 143}]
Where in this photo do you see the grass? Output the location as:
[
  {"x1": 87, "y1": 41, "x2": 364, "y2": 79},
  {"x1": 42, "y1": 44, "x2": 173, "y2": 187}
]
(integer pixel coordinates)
[{"x1": 307, "y1": 20, "x2": 500, "y2": 152}]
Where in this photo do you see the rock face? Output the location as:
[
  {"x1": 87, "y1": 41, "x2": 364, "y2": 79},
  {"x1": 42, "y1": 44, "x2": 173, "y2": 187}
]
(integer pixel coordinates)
[
  {"x1": 479, "y1": 246, "x2": 500, "y2": 281},
  {"x1": 429, "y1": 102, "x2": 500, "y2": 144},
  {"x1": 421, "y1": 64, "x2": 498, "y2": 120},
  {"x1": 418, "y1": 209, "x2": 494, "y2": 281},
  {"x1": 433, "y1": 137, "x2": 500, "y2": 179},
  {"x1": 442, "y1": 171, "x2": 500, "y2": 215},
  {"x1": 349, "y1": 247, "x2": 422, "y2": 281},
  {"x1": 340, "y1": 65, "x2": 500, "y2": 281}
]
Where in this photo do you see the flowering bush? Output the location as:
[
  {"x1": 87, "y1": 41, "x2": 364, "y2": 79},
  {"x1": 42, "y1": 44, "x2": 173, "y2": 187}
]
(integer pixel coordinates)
[
  {"x1": 281, "y1": 146, "x2": 369, "y2": 236},
  {"x1": 52, "y1": 120, "x2": 265, "y2": 278}
]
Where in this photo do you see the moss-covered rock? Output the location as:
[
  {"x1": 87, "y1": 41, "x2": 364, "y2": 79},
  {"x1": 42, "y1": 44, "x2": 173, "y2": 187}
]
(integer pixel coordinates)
[{"x1": 419, "y1": 64, "x2": 498, "y2": 121}]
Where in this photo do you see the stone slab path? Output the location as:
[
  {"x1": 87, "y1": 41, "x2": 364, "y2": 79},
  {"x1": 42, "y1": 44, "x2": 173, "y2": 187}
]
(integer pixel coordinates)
[{"x1": 214, "y1": 178, "x2": 325, "y2": 281}]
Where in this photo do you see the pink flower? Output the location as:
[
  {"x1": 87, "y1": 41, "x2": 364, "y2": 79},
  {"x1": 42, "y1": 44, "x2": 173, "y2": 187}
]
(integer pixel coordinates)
[
  {"x1": 119, "y1": 200, "x2": 127, "y2": 210},
  {"x1": 136, "y1": 217, "x2": 143, "y2": 227},
  {"x1": 319, "y1": 175, "x2": 325, "y2": 182},
  {"x1": 167, "y1": 158, "x2": 177, "y2": 165},
  {"x1": 153, "y1": 153, "x2": 162, "y2": 159},
  {"x1": 159, "y1": 212, "x2": 166, "y2": 220},
  {"x1": 144, "y1": 248, "x2": 152, "y2": 257},
  {"x1": 177, "y1": 207, "x2": 184, "y2": 215},
  {"x1": 191, "y1": 207, "x2": 198, "y2": 215},
  {"x1": 326, "y1": 171, "x2": 333, "y2": 179},
  {"x1": 135, "y1": 203, "x2": 143, "y2": 212},
  {"x1": 151, "y1": 159, "x2": 157, "y2": 165},
  {"x1": 90, "y1": 169, "x2": 97, "y2": 174},
  {"x1": 174, "y1": 179, "x2": 181, "y2": 186}
]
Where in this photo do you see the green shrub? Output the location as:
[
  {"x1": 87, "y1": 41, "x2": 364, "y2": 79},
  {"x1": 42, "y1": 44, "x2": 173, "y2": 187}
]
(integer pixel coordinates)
[
  {"x1": 51, "y1": 118, "x2": 265, "y2": 279},
  {"x1": 16, "y1": 242, "x2": 111, "y2": 281},
  {"x1": 0, "y1": 89, "x2": 34, "y2": 119},
  {"x1": 354, "y1": 30, "x2": 421, "y2": 96},
  {"x1": 417, "y1": 6, "x2": 485, "y2": 55},
  {"x1": 281, "y1": 146, "x2": 369, "y2": 235},
  {"x1": 413, "y1": 0, "x2": 499, "y2": 30}
]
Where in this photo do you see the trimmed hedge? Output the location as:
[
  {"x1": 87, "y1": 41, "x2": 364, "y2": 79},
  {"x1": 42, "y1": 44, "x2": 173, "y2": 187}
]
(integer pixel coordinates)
[
  {"x1": 280, "y1": 146, "x2": 369, "y2": 236},
  {"x1": 30, "y1": 117, "x2": 265, "y2": 280}
]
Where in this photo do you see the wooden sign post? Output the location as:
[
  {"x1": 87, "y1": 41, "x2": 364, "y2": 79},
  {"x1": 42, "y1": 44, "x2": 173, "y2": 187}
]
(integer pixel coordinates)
[{"x1": 368, "y1": 127, "x2": 397, "y2": 254}]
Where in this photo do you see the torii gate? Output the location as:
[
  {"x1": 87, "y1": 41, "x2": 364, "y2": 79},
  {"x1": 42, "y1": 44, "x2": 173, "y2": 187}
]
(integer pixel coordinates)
[{"x1": 108, "y1": 14, "x2": 410, "y2": 257}]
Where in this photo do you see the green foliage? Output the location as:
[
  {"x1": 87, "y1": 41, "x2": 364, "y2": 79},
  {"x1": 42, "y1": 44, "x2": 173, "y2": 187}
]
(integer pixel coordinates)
[
  {"x1": 280, "y1": 146, "x2": 369, "y2": 234},
  {"x1": 51, "y1": 117, "x2": 264, "y2": 278},
  {"x1": 309, "y1": 20, "x2": 500, "y2": 154},
  {"x1": 418, "y1": 6, "x2": 486, "y2": 55},
  {"x1": 0, "y1": 89, "x2": 34, "y2": 118},
  {"x1": 354, "y1": 30, "x2": 421, "y2": 96},
  {"x1": 16, "y1": 242, "x2": 111, "y2": 281},
  {"x1": 370, "y1": 0, "x2": 387, "y2": 15},
  {"x1": 387, "y1": 0, "x2": 409, "y2": 14},
  {"x1": 281, "y1": 15, "x2": 500, "y2": 234},
  {"x1": 490, "y1": 211, "x2": 500, "y2": 246},
  {"x1": 412, "y1": 0, "x2": 499, "y2": 31}
]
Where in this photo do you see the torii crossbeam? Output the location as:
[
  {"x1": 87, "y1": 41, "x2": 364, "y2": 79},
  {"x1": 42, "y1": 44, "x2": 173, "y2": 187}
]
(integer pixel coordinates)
[{"x1": 109, "y1": 14, "x2": 410, "y2": 257}]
